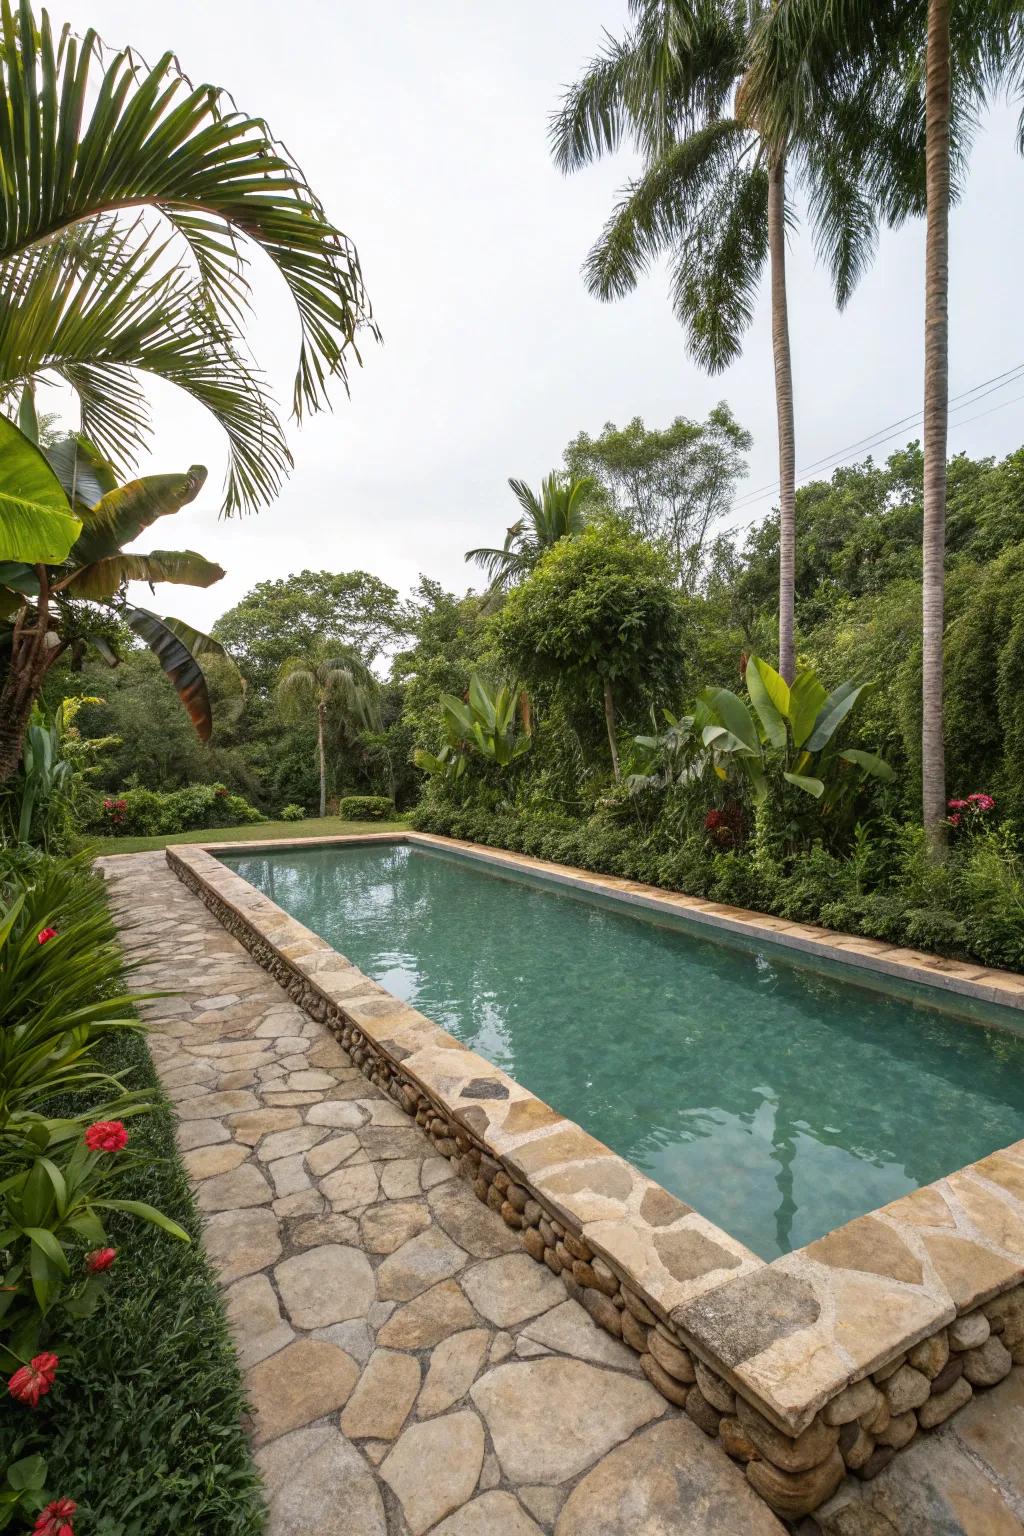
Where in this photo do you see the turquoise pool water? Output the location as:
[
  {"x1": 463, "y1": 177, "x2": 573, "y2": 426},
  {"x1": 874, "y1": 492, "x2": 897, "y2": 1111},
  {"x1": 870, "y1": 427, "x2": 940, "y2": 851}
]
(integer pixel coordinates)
[{"x1": 221, "y1": 841, "x2": 1024, "y2": 1259}]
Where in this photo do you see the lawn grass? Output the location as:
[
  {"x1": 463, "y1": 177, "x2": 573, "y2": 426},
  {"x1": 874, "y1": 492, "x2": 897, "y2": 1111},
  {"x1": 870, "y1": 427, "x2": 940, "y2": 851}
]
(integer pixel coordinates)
[
  {"x1": 1, "y1": 1025, "x2": 266, "y2": 1536},
  {"x1": 90, "y1": 812, "x2": 410, "y2": 856}
]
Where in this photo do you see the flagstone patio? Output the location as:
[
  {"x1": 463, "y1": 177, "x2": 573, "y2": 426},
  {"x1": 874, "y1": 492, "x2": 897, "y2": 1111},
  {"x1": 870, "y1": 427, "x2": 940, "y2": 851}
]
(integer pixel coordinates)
[{"x1": 100, "y1": 850, "x2": 1023, "y2": 1536}]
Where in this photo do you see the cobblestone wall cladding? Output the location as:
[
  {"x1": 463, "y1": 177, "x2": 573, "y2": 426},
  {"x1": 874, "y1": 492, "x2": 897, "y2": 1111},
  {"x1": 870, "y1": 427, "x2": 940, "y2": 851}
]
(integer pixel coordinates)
[{"x1": 165, "y1": 835, "x2": 1024, "y2": 1520}]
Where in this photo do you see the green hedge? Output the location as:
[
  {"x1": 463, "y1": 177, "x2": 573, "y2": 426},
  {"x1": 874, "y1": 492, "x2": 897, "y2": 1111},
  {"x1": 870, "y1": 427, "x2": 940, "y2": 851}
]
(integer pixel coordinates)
[
  {"x1": 411, "y1": 800, "x2": 1024, "y2": 973},
  {"x1": 337, "y1": 794, "x2": 394, "y2": 821},
  {"x1": 98, "y1": 783, "x2": 266, "y2": 837}
]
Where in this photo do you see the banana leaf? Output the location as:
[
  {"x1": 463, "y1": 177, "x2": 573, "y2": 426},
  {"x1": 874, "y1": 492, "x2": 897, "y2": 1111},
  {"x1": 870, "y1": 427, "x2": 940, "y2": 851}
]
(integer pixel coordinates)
[
  {"x1": 124, "y1": 607, "x2": 215, "y2": 742},
  {"x1": 0, "y1": 417, "x2": 81, "y2": 563}
]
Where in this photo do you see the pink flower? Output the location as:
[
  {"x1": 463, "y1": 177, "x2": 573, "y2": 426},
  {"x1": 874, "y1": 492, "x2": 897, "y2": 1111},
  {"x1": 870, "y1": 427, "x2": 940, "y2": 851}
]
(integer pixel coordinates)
[
  {"x1": 84, "y1": 1120, "x2": 128, "y2": 1153},
  {"x1": 85, "y1": 1247, "x2": 117, "y2": 1273},
  {"x1": 949, "y1": 813, "x2": 960, "y2": 827},
  {"x1": 8, "y1": 1352, "x2": 59, "y2": 1407},
  {"x1": 967, "y1": 792, "x2": 995, "y2": 811},
  {"x1": 947, "y1": 799, "x2": 967, "y2": 810},
  {"x1": 33, "y1": 1499, "x2": 77, "y2": 1536},
  {"x1": 36, "y1": 927, "x2": 58, "y2": 945}
]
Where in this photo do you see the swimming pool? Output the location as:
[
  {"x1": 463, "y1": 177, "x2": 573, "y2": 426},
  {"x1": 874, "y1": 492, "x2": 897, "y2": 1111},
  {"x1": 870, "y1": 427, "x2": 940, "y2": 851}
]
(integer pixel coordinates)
[{"x1": 219, "y1": 839, "x2": 1024, "y2": 1260}]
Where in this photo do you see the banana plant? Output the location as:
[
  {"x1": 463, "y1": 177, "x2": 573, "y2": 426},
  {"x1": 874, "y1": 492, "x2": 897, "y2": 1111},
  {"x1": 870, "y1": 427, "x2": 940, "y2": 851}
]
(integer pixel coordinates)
[
  {"x1": 0, "y1": 421, "x2": 238, "y2": 781},
  {"x1": 699, "y1": 655, "x2": 893, "y2": 806},
  {"x1": 415, "y1": 674, "x2": 532, "y2": 780}
]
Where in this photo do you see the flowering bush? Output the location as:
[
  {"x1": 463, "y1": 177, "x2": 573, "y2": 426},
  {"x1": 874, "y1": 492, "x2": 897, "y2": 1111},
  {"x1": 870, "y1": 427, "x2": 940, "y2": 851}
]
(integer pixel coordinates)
[
  {"x1": 1, "y1": 1118, "x2": 187, "y2": 1378},
  {"x1": 703, "y1": 802, "x2": 745, "y2": 850},
  {"x1": 92, "y1": 783, "x2": 265, "y2": 837},
  {"x1": 100, "y1": 796, "x2": 128, "y2": 830},
  {"x1": 947, "y1": 791, "x2": 996, "y2": 830}
]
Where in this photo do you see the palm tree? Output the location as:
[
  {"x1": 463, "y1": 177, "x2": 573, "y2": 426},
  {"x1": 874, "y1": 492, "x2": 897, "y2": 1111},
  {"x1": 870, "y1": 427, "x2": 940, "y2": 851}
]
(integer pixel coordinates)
[
  {"x1": 275, "y1": 646, "x2": 382, "y2": 819},
  {"x1": 550, "y1": 0, "x2": 887, "y2": 684},
  {"x1": 0, "y1": 0, "x2": 376, "y2": 514},
  {"x1": 465, "y1": 473, "x2": 592, "y2": 592},
  {"x1": 744, "y1": 0, "x2": 1022, "y2": 849}
]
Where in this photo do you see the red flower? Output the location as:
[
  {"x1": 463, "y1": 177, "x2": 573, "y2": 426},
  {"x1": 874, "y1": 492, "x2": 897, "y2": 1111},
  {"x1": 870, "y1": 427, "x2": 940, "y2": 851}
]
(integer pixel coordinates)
[
  {"x1": 36, "y1": 927, "x2": 58, "y2": 945},
  {"x1": 704, "y1": 809, "x2": 724, "y2": 830},
  {"x1": 967, "y1": 792, "x2": 995, "y2": 811},
  {"x1": 85, "y1": 1247, "x2": 117, "y2": 1273},
  {"x1": 33, "y1": 1498, "x2": 77, "y2": 1536},
  {"x1": 84, "y1": 1120, "x2": 128, "y2": 1153},
  {"x1": 947, "y1": 799, "x2": 967, "y2": 810},
  {"x1": 8, "y1": 1352, "x2": 59, "y2": 1407}
]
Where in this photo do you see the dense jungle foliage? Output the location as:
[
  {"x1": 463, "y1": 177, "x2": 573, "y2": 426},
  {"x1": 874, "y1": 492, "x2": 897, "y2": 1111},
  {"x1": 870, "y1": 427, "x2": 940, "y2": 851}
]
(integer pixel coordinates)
[{"x1": 41, "y1": 431, "x2": 1024, "y2": 969}]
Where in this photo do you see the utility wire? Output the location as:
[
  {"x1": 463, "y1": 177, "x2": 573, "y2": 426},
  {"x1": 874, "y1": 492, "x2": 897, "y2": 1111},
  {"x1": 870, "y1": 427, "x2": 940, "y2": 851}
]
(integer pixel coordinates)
[{"x1": 729, "y1": 360, "x2": 1024, "y2": 516}]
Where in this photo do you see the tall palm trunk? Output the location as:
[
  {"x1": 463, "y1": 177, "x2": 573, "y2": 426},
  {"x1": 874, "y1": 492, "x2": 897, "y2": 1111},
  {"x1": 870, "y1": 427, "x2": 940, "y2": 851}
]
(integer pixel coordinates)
[
  {"x1": 768, "y1": 153, "x2": 796, "y2": 686},
  {"x1": 922, "y1": 0, "x2": 951, "y2": 854},
  {"x1": 317, "y1": 699, "x2": 328, "y2": 818},
  {"x1": 602, "y1": 678, "x2": 621, "y2": 781}
]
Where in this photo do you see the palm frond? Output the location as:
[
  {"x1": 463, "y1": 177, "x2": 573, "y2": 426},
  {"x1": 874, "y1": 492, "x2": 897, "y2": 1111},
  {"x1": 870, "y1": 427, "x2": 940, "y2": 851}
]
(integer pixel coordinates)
[
  {"x1": 550, "y1": 31, "x2": 638, "y2": 172},
  {"x1": 0, "y1": 0, "x2": 377, "y2": 429},
  {"x1": 0, "y1": 219, "x2": 291, "y2": 510},
  {"x1": 583, "y1": 119, "x2": 747, "y2": 303},
  {"x1": 669, "y1": 161, "x2": 769, "y2": 372}
]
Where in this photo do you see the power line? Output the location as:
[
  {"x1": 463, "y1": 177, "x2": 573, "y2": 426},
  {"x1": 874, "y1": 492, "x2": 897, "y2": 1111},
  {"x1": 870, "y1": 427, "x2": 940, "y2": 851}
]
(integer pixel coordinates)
[{"x1": 729, "y1": 360, "x2": 1024, "y2": 516}]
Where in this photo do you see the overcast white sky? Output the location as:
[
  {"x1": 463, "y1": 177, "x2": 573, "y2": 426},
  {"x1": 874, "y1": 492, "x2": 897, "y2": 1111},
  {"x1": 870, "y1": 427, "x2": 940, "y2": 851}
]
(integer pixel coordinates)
[{"x1": 74, "y1": 0, "x2": 1024, "y2": 632}]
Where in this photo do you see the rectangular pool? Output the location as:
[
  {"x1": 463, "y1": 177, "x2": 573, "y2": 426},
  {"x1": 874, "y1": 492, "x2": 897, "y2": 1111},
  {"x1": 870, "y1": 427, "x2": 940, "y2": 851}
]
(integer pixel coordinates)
[{"x1": 220, "y1": 840, "x2": 1024, "y2": 1260}]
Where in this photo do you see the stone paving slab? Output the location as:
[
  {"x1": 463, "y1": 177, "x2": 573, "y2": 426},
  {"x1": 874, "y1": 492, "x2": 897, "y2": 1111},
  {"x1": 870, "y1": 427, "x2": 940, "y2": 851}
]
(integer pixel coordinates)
[{"x1": 101, "y1": 852, "x2": 787, "y2": 1536}]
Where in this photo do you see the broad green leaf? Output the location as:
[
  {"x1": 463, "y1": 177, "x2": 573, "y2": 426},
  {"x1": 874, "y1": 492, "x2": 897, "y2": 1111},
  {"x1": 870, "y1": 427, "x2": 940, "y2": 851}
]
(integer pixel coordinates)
[
  {"x1": 743, "y1": 759, "x2": 769, "y2": 804},
  {"x1": 17, "y1": 384, "x2": 38, "y2": 443},
  {"x1": 704, "y1": 687, "x2": 760, "y2": 753},
  {"x1": 124, "y1": 606, "x2": 214, "y2": 742},
  {"x1": 62, "y1": 548, "x2": 225, "y2": 602},
  {"x1": 28, "y1": 1240, "x2": 53, "y2": 1312},
  {"x1": 44, "y1": 433, "x2": 118, "y2": 510},
  {"x1": 93, "y1": 1198, "x2": 190, "y2": 1241},
  {"x1": 38, "y1": 1157, "x2": 67, "y2": 1216},
  {"x1": 6, "y1": 1454, "x2": 46, "y2": 1492},
  {"x1": 784, "y1": 771, "x2": 826, "y2": 798},
  {"x1": 413, "y1": 749, "x2": 449, "y2": 776},
  {"x1": 0, "y1": 416, "x2": 81, "y2": 562},
  {"x1": 746, "y1": 657, "x2": 788, "y2": 749},
  {"x1": 24, "y1": 1226, "x2": 70, "y2": 1275},
  {"x1": 468, "y1": 673, "x2": 497, "y2": 731},
  {"x1": 0, "y1": 561, "x2": 40, "y2": 594},
  {"x1": 789, "y1": 671, "x2": 829, "y2": 748},
  {"x1": 839, "y1": 749, "x2": 894, "y2": 781},
  {"x1": 69, "y1": 466, "x2": 208, "y2": 568},
  {"x1": 807, "y1": 681, "x2": 870, "y2": 751}
]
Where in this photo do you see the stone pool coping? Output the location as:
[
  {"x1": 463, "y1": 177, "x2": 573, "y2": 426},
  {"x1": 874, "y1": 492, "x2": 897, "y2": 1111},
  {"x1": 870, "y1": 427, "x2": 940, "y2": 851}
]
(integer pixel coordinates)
[{"x1": 165, "y1": 833, "x2": 1024, "y2": 1443}]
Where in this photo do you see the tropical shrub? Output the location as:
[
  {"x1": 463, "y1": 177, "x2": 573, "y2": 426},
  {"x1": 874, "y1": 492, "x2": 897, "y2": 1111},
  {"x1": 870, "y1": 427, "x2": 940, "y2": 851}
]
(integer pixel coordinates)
[
  {"x1": 413, "y1": 674, "x2": 532, "y2": 786},
  {"x1": 337, "y1": 795, "x2": 395, "y2": 821},
  {"x1": 411, "y1": 797, "x2": 1024, "y2": 972},
  {"x1": 493, "y1": 519, "x2": 687, "y2": 778},
  {"x1": 95, "y1": 783, "x2": 265, "y2": 837},
  {"x1": 280, "y1": 803, "x2": 306, "y2": 821},
  {"x1": 0, "y1": 854, "x2": 187, "y2": 1389}
]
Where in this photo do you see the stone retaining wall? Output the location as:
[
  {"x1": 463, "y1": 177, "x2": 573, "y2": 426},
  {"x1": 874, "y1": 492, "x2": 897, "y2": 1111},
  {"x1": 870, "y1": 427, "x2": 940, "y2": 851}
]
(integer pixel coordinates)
[{"x1": 167, "y1": 839, "x2": 1024, "y2": 1522}]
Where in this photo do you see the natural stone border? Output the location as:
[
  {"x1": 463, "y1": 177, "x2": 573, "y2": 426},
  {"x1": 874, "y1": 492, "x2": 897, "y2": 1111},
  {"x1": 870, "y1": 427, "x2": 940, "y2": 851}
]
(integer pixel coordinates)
[{"x1": 166, "y1": 837, "x2": 1024, "y2": 1520}]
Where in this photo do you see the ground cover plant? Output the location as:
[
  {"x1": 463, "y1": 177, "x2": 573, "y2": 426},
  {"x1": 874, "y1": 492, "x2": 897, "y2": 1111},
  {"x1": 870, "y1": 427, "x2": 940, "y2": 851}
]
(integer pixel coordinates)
[
  {"x1": 1, "y1": 1027, "x2": 265, "y2": 1536},
  {"x1": 0, "y1": 850, "x2": 266, "y2": 1532}
]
